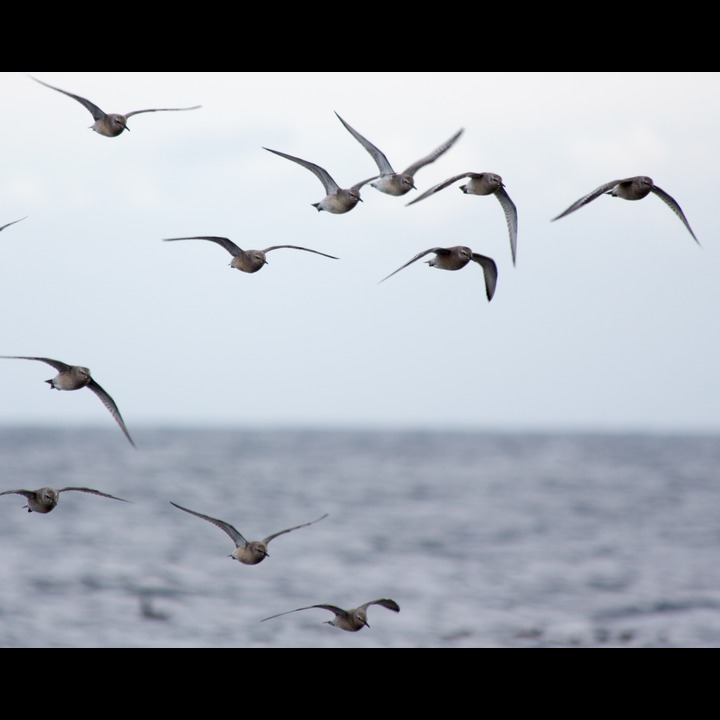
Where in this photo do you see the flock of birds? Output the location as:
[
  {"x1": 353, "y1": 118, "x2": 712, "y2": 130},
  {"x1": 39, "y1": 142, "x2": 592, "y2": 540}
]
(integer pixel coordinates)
[{"x1": 0, "y1": 74, "x2": 703, "y2": 638}]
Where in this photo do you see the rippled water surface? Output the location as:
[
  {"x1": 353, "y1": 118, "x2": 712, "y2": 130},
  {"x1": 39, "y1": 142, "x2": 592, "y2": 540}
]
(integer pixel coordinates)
[{"x1": 1, "y1": 428, "x2": 719, "y2": 648}]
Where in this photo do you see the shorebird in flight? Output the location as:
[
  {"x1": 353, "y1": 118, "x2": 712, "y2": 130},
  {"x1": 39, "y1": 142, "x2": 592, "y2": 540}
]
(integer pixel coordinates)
[
  {"x1": 335, "y1": 112, "x2": 464, "y2": 197},
  {"x1": 170, "y1": 502, "x2": 328, "y2": 566},
  {"x1": 29, "y1": 74, "x2": 201, "y2": 138},
  {"x1": 0, "y1": 356, "x2": 136, "y2": 448},
  {"x1": 0, "y1": 486, "x2": 130, "y2": 514},
  {"x1": 381, "y1": 246, "x2": 499, "y2": 303},
  {"x1": 264, "y1": 147, "x2": 377, "y2": 214},
  {"x1": 163, "y1": 236, "x2": 338, "y2": 273},
  {"x1": 407, "y1": 172, "x2": 519, "y2": 266},
  {"x1": 552, "y1": 175, "x2": 700, "y2": 245},
  {"x1": 262, "y1": 598, "x2": 401, "y2": 633}
]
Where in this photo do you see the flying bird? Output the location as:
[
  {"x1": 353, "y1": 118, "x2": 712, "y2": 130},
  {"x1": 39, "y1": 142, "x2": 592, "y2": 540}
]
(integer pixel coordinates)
[
  {"x1": 163, "y1": 236, "x2": 338, "y2": 273},
  {"x1": 264, "y1": 147, "x2": 376, "y2": 214},
  {"x1": 170, "y1": 502, "x2": 329, "y2": 566},
  {"x1": 0, "y1": 218, "x2": 27, "y2": 233},
  {"x1": 335, "y1": 112, "x2": 464, "y2": 197},
  {"x1": 0, "y1": 356, "x2": 136, "y2": 448},
  {"x1": 381, "y1": 246, "x2": 498, "y2": 302},
  {"x1": 407, "y1": 172, "x2": 519, "y2": 266},
  {"x1": 0, "y1": 486, "x2": 130, "y2": 515},
  {"x1": 262, "y1": 599, "x2": 401, "y2": 633},
  {"x1": 29, "y1": 74, "x2": 201, "y2": 138},
  {"x1": 552, "y1": 175, "x2": 700, "y2": 245}
]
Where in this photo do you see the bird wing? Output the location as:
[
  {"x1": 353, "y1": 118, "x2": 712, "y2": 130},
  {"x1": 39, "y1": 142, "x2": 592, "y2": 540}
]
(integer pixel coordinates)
[
  {"x1": 262, "y1": 513, "x2": 329, "y2": 545},
  {"x1": 405, "y1": 173, "x2": 476, "y2": 207},
  {"x1": 379, "y1": 248, "x2": 449, "y2": 284},
  {"x1": 29, "y1": 75, "x2": 107, "y2": 121},
  {"x1": 0, "y1": 217, "x2": 27, "y2": 233},
  {"x1": 0, "y1": 356, "x2": 72, "y2": 373},
  {"x1": 495, "y1": 187, "x2": 519, "y2": 267},
  {"x1": 335, "y1": 112, "x2": 395, "y2": 175},
  {"x1": 262, "y1": 246, "x2": 338, "y2": 260},
  {"x1": 124, "y1": 106, "x2": 202, "y2": 119},
  {"x1": 360, "y1": 599, "x2": 401, "y2": 614},
  {"x1": 471, "y1": 253, "x2": 499, "y2": 302},
  {"x1": 0, "y1": 490, "x2": 35, "y2": 500},
  {"x1": 163, "y1": 236, "x2": 244, "y2": 257},
  {"x1": 351, "y1": 176, "x2": 381, "y2": 193},
  {"x1": 402, "y1": 129, "x2": 465, "y2": 177},
  {"x1": 170, "y1": 502, "x2": 248, "y2": 548},
  {"x1": 650, "y1": 186, "x2": 700, "y2": 245},
  {"x1": 261, "y1": 604, "x2": 348, "y2": 624},
  {"x1": 264, "y1": 148, "x2": 340, "y2": 195},
  {"x1": 59, "y1": 488, "x2": 130, "y2": 503},
  {"x1": 86, "y1": 379, "x2": 136, "y2": 449},
  {"x1": 551, "y1": 180, "x2": 626, "y2": 221}
]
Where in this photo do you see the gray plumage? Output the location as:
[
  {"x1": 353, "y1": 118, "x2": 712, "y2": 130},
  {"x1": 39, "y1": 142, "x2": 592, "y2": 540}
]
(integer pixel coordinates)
[
  {"x1": 407, "y1": 172, "x2": 519, "y2": 266},
  {"x1": 336, "y1": 112, "x2": 464, "y2": 197},
  {"x1": 381, "y1": 246, "x2": 498, "y2": 302},
  {"x1": 0, "y1": 356, "x2": 135, "y2": 448},
  {"x1": 163, "y1": 236, "x2": 338, "y2": 273},
  {"x1": 264, "y1": 147, "x2": 377, "y2": 214},
  {"x1": 170, "y1": 502, "x2": 329, "y2": 566},
  {"x1": 262, "y1": 598, "x2": 401, "y2": 633},
  {"x1": 0, "y1": 218, "x2": 27, "y2": 233},
  {"x1": 29, "y1": 74, "x2": 201, "y2": 138},
  {"x1": 552, "y1": 175, "x2": 699, "y2": 245},
  {"x1": 0, "y1": 486, "x2": 130, "y2": 514}
]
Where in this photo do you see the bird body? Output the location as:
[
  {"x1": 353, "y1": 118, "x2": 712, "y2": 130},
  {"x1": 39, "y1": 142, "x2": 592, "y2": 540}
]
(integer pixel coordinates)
[
  {"x1": 381, "y1": 246, "x2": 499, "y2": 302},
  {"x1": 0, "y1": 356, "x2": 135, "y2": 448},
  {"x1": 163, "y1": 236, "x2": 338, "y2": 273},
  {"x1": 407, "y1": 172, "x2": 519, "y2": 266},
  {"x1": 170, "y1": 502, "x2": 328, "y2": 566},
  {"x1": 0, "y1": 487, "x2": 129, "y2": 514},
  {"x1": 29, "y1": 75, "x2": 201, "y2": 137},
  {"x1": 336, "y1": 113, "x2": 464, "y2": 197},
  {"x1": 264, "y1": 147, "x2": 376, "y2": 214},
  {"x1": 262, "y1": 598, "x2": 400, "y2": 633},
  {"x1": 552, "y1": 175, "x2": 700, "y2": 245}
]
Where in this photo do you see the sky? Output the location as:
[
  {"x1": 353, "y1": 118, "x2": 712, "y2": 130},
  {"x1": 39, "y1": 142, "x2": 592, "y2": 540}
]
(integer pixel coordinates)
[{"x1": 0, "y1": 72, "x2": 718, "y2": 435}]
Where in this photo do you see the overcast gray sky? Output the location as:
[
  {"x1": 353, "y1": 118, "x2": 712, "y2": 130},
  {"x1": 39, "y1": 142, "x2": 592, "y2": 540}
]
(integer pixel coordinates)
[{"x1": 1, "y1": 72, "x2": 717, "y2": 435}]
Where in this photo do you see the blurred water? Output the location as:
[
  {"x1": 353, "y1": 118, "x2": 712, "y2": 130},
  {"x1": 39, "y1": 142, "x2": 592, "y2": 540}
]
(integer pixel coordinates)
[{"x1": 1, "y1": 427, "x2": 719, "y2": 648}]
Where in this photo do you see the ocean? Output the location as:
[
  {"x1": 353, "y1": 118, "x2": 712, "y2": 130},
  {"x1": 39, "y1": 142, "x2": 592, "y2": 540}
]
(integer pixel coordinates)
[{"x1": 1, "y1": 427, "x2": 719, "y2": 648}]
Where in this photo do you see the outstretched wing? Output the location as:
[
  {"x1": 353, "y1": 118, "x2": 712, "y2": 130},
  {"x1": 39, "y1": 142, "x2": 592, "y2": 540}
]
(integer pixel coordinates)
[
  {"x1": 263, "y1": 246, "x2": 338, "y2": 260},
  {"x1": 650, "y1": 186, "x2": 700, "y2": 245},
  {"x1": 406, "y1": 173, "x2": 476, "y2": 207},
  {"x1": 170, "y1": 502, "x2": 248, "y2": 549},
  {"x1": 0, "y1": 490, "x2": 35, "y2": 501},
  {"x1": 86, "y1": 379, "x2": 136, "y2": 449},
  {"x1": 360, "y1": 599, "x2": 401, "y2": 614},
  {"x1": 0, "y1": 356, "x2": 72, "y2": 373},
  {"x1": 124, "y1": 106, "x2": 201, "y2": 119},
  {"x1": 471, "y1": 253, "x2": 499, "y2": 302},
  {"x1": 261, "y1": 604, "x2": 347, "y2": 624},
  {"x1": 495, "y1": 187, "x2": 519, "y2": 267},
  {"x1": 59, "y1": 488, "x2": 130, "y2": 503},
  {"x1": 335, "y1": 112, "x2": 395, "y2": 175},
  {"x1": 403, "y1": 129, "x2": 465, "y2": 177},
  {"x1": 0, "y1": 217, "x2": 27, "y2": 233},
  {"x1": 264, "y1": 148, "x2": 340, "y2": 195},
  {"x1": 551, "y1": 179, "x2": 625, "y2": 221},
  {"x1": 164, "y1": 236, "x2": 244, "y2": 257},
  {"x1": 379, "y1": 248, "x2": 448, "y2": 284},
  {"x1": 263, "y1": 513, "x2": 329, "y2": 546},
  {"x1": 29, "y1": 75, "x2": 107, "y2": 121}
]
